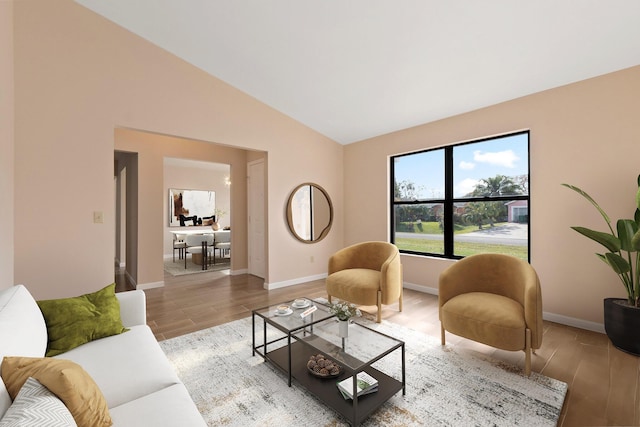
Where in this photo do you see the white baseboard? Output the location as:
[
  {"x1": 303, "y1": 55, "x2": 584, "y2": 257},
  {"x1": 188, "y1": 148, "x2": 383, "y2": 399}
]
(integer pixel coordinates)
[
  {"x1": 137, "y1": 280, "x2": 164, "y2": 290},
  {"x1": 403, "y1": 281, "x2": 438, "y2": 295},
  {"x1": 265, "y1": 273, "x2": 328, "y2": 290},
  {"x1": 542, "y1": 312, "x2": 605, "y2": 334},
  {"x1": 121, "y1": 269, "x2": 163, "y2": 290},
  {"x1": 404, "y1": 281, "x2": 606, "y2": 333},
  {"x1": 260, "y1": 275, "x2": 606, "y2": 334}
]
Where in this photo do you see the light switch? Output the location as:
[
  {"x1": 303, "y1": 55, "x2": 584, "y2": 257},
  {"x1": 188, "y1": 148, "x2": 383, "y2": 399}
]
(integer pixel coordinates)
[{"x1": 93, "y1": 211, "x2": 104, "y2": 224}]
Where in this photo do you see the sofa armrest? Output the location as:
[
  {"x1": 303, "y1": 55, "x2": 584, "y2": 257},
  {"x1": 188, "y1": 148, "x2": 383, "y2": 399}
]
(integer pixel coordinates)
[{"x1": 116, "y1": 290, "x2": 147, "y2": 328}]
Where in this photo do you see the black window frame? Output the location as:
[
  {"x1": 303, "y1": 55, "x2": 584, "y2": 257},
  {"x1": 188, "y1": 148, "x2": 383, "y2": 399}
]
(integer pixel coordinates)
[{"x1": 390, "y1": 130, "x2": 530, "y2": 261}]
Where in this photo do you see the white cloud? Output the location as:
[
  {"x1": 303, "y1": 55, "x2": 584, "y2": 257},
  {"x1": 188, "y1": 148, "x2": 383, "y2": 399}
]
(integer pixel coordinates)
[
  {"x1": 455, "y1": 178, "x2": 478, "y2": 197},
  {"x1": 473, "y1": 149, "x2": 519, "y2": 168},
  {"x1": 459, "y1": 161, "x2": 475, "y2": 170}
]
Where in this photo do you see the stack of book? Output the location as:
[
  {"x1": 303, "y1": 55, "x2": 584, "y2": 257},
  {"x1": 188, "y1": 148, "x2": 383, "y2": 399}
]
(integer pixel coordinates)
[{"x1": 337, "y1": 371, "x2": 378, "y2": 400}]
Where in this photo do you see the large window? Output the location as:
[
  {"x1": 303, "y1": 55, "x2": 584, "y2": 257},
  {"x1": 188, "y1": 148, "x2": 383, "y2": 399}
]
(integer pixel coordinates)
[{"x1": 391, "y1": 131, "x2": 529, "y2": 261}]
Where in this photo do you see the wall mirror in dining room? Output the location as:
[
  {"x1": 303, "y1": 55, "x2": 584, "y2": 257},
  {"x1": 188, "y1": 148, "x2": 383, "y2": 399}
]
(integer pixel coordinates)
[{"x1": 286, "y1": 183, "x2": 333, "y2": 243}]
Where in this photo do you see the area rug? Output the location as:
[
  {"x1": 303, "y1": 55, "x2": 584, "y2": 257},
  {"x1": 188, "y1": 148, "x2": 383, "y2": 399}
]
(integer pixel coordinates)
[
  {"x1": 159, "y1": 317, "x2": 567, "y2": 426},
  {"x1": 163, "y1": 258, "x2": 230, "y2": 276}
]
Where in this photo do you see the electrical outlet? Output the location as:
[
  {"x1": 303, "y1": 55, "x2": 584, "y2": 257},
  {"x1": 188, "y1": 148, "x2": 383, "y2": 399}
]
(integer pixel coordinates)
[
  {"x1": 93, "y1": 211, "x2": 104, "y2": 224},
  {"x1": 310, "y1": 255, "x2": 314, "y2": 263}
]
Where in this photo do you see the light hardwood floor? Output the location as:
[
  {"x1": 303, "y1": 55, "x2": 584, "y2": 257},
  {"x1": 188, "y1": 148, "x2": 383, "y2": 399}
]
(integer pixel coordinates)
[{"x1": 116, "y1": 268, "x2": 640, "y2": 427}]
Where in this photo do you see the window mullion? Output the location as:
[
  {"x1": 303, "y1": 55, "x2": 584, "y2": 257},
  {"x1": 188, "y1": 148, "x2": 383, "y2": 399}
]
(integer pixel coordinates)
[{"x1": 444, "y1": 147, "x2": 453, "y2": 256}]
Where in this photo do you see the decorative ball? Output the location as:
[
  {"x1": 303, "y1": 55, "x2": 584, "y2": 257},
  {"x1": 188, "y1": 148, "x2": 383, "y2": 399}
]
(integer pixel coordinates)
[{"x1": 307, "y1": 353, "x2": 341, "y2": 377}]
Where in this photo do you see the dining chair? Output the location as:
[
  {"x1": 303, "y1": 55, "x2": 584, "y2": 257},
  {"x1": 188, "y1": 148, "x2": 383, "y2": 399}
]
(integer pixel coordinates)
[
  {"x1": 185, "y1": 234, "x2": 214, "y2": 270},
  {"x1": 172, "y1": 233, "x2": 187, "y2": 262},
  {"x1": 213, "y1": 231, "x2": 231, "y2": 264}
]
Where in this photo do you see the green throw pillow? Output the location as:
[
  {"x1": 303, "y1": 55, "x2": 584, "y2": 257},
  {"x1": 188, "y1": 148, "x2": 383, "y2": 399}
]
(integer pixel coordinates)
[{"x1": 37, "y1": 283, "x2": 128, "y2": 357}]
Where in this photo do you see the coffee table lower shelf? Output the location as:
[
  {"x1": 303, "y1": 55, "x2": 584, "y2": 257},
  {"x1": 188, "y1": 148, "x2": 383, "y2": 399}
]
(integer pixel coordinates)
[{"x1": 265, "y1": 340, "x2": 403, "y2": 426}]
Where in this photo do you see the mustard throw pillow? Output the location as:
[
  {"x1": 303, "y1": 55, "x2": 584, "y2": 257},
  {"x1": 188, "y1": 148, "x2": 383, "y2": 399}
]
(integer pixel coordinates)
[
  {"x1": 1, "y1": 357, "x2": 112, "y2": 427},
  {"x1": 37, "y1": 284, "x2": 128, "y2": 357}
]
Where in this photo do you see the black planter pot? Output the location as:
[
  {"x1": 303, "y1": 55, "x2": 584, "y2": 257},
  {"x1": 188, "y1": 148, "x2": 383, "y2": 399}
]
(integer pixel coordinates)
[{"x1": 604, "y1": 298, "x2": 640, "y2": 356}]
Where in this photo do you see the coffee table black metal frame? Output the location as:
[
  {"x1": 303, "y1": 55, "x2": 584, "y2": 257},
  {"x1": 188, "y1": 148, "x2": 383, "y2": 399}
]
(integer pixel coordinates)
[{"x1": 252, "y1": 299, "x2": 405, "y2": 426}]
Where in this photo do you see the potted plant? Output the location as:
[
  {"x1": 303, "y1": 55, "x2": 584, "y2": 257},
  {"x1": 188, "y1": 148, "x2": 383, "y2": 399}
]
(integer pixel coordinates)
[
  {"x1": 211, "y1": 208, "x2": 227, "y2": 231},
  {"x1": 328, "y1": 299, "x2": 361, "y2": 338},
  {"x1": 562, "y1": 175, "x2": 640, "y2": 355}
]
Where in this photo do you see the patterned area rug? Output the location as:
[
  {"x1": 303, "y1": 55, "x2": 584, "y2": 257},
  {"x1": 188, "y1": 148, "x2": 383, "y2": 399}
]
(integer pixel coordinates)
[
  {"x1": 163, "y1": 258, "x2": 230, "y2": 276},
  {"x1": 159, "y1": 317, "x2": 567, "y2": 426}
]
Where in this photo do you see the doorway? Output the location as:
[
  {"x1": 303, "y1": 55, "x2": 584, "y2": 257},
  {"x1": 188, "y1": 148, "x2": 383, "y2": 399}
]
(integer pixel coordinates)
[
  {"x1": 114, "y1": 150, "x2": 138, "y2": 290},
  {"x1": 248, "y1": 159, "x2": 266, "y2": 278}
]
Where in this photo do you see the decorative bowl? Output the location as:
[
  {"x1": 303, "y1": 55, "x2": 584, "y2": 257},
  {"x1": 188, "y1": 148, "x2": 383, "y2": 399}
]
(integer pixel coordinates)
[{"x1": 306, "y1": 353, "x2": 342, "y2": 378}]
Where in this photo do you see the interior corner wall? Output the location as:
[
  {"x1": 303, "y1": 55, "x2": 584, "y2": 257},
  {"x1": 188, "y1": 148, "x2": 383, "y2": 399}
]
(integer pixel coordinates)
[
  {"x1": 344, "y1": 65, "x2": 640, "y2": 328},
  {"x1": 13, "y1": 0, "x2": 342, "y2": 299},
  {"x1": 0, "y1": 2, "x2": 14, "y2": 290}
]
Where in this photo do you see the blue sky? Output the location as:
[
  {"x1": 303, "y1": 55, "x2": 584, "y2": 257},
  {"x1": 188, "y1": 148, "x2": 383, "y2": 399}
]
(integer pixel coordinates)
[{"x1": 394, "y1": 133, "x2": 528, "y2": 198}]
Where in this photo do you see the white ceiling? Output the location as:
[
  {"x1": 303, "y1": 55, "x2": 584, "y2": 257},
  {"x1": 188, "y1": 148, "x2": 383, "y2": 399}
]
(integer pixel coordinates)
[{"x1": 77, "y1": 1, "x2": 640, "y2": 144}]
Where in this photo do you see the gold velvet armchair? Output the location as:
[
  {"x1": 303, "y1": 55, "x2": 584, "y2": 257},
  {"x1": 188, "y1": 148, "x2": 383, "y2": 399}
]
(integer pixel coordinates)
[
  {"x1": 326, "y1": 241, "x2": 403, "y2": 323},
  {"x1": 438, "y1": 253, "x2": 543, "y2": 376}
]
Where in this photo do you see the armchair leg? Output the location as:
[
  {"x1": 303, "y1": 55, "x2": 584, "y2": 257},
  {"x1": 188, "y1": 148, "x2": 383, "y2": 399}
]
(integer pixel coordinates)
[
  {"x1": 441, "y1": 324, "x2": 446, "y2": 346},
  {"x1": 328, "y1": 295, "x2": 332, "y2": 304},
  {"x1": 399, "y1": 266, "x2": 404, "y2": 312},
  {"x1": 524, "y1": 328, "x2": 532, "y2": 376},
  {"x1": 376, "y1": 291, "x2": 382, "y2": 323}
]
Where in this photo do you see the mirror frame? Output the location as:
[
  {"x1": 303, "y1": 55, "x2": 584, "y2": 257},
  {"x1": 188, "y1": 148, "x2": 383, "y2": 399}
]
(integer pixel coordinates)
[{"x1": 286, "y1": 183, "x2": 333, "y2": 243}]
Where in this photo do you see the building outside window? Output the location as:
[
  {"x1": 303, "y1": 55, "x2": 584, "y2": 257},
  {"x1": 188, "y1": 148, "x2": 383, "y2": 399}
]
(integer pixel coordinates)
[{"x1": 390, "y1": 131, "x2": 530, "y2": 261}]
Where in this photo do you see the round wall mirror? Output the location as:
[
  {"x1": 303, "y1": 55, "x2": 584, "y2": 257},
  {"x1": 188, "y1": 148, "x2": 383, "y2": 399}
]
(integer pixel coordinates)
[{"x1": 286, "y1": 183, "x2": 333, "y2": 243}]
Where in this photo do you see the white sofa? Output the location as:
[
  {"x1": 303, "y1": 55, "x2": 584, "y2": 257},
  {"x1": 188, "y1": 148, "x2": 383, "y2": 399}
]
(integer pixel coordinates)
[{"x1": 0, "y1": 284, "x2": 206, "y2": 426}]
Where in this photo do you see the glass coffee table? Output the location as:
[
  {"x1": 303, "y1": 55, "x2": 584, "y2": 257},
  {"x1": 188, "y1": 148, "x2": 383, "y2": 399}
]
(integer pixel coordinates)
[{"x1": 252, "y1": 298, "x2": 405, "y2": 426}]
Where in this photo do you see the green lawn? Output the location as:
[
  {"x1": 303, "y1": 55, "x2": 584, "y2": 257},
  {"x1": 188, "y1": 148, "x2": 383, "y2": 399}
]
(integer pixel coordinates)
[
  {"x1": 396, "y1": 221, "x2": 528, "y2": 260},
  {"x1": 395, "y1": 238, "x2": 527, "y2": 260},
  {"x1": 405, "y1": 221, "x2": 505, "y2": 234}
]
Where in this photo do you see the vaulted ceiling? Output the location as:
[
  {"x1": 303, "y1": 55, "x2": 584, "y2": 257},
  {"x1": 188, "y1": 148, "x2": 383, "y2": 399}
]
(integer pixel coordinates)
[{"x1": 76, "y1": 1, "x2": 640, "y2": 144}]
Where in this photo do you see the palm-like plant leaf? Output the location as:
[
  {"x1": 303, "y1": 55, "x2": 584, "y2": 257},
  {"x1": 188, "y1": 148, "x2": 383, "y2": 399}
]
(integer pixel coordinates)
[
  {"x1": 617, "y1": 219, "x2": 639, "y2": 252},
  {"x1": 570, "y1": 226, "x2": 620, "y2": 253},
  {"x1": 603, "y1": 252, "x2": 631, "y2": 274},
  {"x1": 561, "y1": 183, "x2": 611, "y2": 224},
  {"x1": 632, "y1": 229, "x2": 640, "y2": 251},
  {"x1": 564, "y1": 175, "x2": 640, "y2": 307}
]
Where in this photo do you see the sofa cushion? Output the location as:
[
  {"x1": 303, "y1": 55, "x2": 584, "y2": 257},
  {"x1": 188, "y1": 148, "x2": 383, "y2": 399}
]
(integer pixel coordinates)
[
  {"x1": 1, "y1": 357, "x2": 111, "y2": 427},
  {"x1": 56, "y1": 325, "x2": 181, "y2": 409},
  {"x1": 0, "y1": 285, "x2": 48, "y2": 418},
  {"x1": 109, "y1": 383, "x2": 206, "y2": 426},
  {"x1": 37, "y1": 283, "x2": 128, "y2": 357},
  {"x1": 0, "y1": 377, "x2": 76, "y2": 427}
]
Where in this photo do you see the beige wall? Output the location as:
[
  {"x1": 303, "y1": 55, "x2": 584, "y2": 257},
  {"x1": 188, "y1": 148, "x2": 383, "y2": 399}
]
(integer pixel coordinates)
[
  {"x1": 344, "y1": 65, "x2": 640, "y2": 329},
  {"x1": 13, "y1": 0, "x2": 343, "y2": 298},
  {"x1": 0, "y1": 2, "x2": 14, "y2": 290}
]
